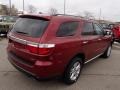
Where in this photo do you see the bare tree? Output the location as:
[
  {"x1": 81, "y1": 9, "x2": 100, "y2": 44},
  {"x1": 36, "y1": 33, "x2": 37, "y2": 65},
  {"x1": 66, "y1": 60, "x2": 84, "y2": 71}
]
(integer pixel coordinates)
[
  {"x1": 28, "y1": 5, "x2": 37, "y2": 14},
  {"x1": 49, "y1": 8, "x2": 58, "y2": 15},
  {"x1": 83, "y1": 11, "x2": 95, "y2": 20}
]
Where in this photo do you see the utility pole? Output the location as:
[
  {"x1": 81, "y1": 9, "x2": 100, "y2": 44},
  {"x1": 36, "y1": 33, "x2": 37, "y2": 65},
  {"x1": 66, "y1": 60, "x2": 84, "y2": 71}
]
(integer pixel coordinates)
[
  {"x1": 64, "y1": 0, "x2": 66, "y2": 14},
  {"x1": 23, "y1": 0, "x2": 24, "y2": 14},
  {"x1": 9, "y1": 0, "x2": 11, "y2": 16},
  {"x1": 99, "y1": 8, "x2": 102, "y2": 23}
]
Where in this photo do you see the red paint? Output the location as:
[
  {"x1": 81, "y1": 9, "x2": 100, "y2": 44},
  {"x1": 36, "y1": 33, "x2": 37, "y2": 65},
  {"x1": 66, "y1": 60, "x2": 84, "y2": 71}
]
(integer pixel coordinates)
[{"x1": 112, "y1": 24, "x2": 120, "y2": 41}]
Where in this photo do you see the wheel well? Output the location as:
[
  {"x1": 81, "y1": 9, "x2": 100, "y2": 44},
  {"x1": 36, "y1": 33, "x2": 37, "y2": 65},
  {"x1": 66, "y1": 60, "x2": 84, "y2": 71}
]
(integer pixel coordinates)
[
  {"x1": 63, "y1": 53, "x2": 86, "y2": 76},
  {"x1": 73, "y1": 53, "x2": 85, "y2": 65}
]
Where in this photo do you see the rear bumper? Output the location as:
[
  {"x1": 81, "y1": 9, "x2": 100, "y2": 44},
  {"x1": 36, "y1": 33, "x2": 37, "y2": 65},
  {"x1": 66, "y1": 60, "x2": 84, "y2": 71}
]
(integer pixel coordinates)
[
  {"x1": 8, "y1": 52, "x2": 63, "y2": 79},
  {"x1": 9, "y1": 59, "x2": 36, "y2": 77}
]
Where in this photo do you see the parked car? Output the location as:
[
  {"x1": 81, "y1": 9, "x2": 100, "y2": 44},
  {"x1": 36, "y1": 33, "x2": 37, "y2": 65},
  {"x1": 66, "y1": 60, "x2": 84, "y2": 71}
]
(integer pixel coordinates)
[
  {"x1": 99, "y1": 23, "x2": 114, "y2": 43},
  {"x1": 0, "y1": 15, "x2": 18, "y2": 22},
  {"x1": 99, "y1": 23, "x2": 112, "y2": 33},
  {"x1": 0, "y1": 22, "x2": 14, "y2": 35},
  {"x1": 0, "y1": 15, "x2": 18, "y2": 35},
  {"x1": 7, "y1": 14, "x2": 113, "y2": 84},
  {"x1": 108, "y1": 24, "x2": 120, "y2": 42}
]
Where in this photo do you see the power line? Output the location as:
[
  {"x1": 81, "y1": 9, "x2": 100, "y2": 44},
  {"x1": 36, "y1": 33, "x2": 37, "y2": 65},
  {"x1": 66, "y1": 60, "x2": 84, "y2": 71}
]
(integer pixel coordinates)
[
  {"x1": 9, "y1": 0, "x2": 11, "y2": 15},
  {"x1": 64, "y1": 0, "x2": 66, "y2": 14},
  {"x1": 23, "y1": 0, "x2": 24, "y2": 14},
  {"x1": 99, "y1": 8, "x2": 102, "y2": 22}
]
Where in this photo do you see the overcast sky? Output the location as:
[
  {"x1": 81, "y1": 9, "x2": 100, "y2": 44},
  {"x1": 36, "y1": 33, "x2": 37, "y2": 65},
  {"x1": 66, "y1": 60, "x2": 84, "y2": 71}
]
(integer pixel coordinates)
[{"x1": 0, "y1": 0, "x2": 120, "y2": 21}]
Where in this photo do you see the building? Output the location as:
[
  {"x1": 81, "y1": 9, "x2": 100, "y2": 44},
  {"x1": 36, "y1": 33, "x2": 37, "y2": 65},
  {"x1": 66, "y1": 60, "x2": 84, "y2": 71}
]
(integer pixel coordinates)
[{"x1": 0, "y1": 4, "x2": 9, "y2": 15}]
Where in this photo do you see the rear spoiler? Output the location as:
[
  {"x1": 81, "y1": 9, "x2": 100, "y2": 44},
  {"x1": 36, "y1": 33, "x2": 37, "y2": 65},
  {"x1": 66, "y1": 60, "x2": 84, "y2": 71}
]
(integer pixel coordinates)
[{"x1": 19, "y1": 15, "x2": 51, "y2": 21}]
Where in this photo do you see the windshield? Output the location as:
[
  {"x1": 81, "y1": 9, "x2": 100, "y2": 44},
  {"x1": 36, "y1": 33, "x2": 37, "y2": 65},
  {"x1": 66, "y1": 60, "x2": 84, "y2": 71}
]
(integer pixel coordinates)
[{"x1": 11, "y1": 18, "x2": 49, "y2": 37}]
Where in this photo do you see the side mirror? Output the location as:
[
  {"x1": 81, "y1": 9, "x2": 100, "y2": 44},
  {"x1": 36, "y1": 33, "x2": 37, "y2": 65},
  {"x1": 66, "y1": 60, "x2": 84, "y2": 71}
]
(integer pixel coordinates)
[
  {"x1": 103, "y1": 27, "x2": 112, "y2": 30},
  {"x1": 104, "y1": 30, "x2": 107, "y2": 35},
  {"x1": 104, "y1": 29, "x2": 112, "y2": 35}
]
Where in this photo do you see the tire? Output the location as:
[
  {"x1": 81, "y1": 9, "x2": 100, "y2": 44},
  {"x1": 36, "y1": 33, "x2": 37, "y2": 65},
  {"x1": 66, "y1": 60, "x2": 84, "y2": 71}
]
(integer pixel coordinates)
[
  {"x1": 63, "y1": 57, "x2": 83, "y2": 85},
  {"x1": 102, "y1": 45, "x2": 112, "y2": 58},
  {"x1": 118, "y1": 40, "x2": 120, "y2": 43},
  {"x1": 112, "y1": 38, "x2": 115, "y2": 44}
]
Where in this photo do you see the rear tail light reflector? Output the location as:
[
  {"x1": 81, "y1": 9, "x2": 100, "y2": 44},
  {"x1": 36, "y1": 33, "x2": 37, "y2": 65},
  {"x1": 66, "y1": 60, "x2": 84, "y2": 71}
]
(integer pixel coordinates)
[{"x1": 26, "y1": 43, "x2": 55, "y2": 56}]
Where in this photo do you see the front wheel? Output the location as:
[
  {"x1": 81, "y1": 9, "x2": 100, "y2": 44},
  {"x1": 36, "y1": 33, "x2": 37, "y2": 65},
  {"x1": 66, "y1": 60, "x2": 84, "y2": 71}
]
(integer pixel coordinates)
[
  {"x1": 63, "y1": 57, "x2": 83, "y2": 85},
  {"x1": 102, "y1": 45, "x2": 112, "y2": 58}
]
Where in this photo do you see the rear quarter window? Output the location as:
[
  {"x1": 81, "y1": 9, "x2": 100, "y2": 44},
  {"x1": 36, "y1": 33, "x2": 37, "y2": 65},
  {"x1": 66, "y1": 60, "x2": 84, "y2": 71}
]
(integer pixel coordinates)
[{"x1": 56, "y1": 21, "x2": 79, "y2": 37}]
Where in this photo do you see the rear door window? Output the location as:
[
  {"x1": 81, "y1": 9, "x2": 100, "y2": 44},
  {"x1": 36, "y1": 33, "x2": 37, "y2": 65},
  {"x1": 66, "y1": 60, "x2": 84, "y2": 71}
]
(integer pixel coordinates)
[
  {"x1": 56, "y1": 21, "x2": 79, "y2": 37},
  {"x1": 11, "y1": 18, "x2": 49, "y2": 37},
  {"x1": 82, "y1": 22, "x2": 95, "y2": 35}
]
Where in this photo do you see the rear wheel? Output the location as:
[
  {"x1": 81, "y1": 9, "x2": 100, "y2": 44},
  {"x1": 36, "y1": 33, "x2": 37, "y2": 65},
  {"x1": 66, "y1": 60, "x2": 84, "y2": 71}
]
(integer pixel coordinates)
[
  {"x1": 102, "y1": 45, "x2": 112, "y2": 58},
  {"x1": 118, "y1": 39, "x2": 120, "y2": 43},
  {"x1": 63, "y1": 57, "x2": 83, "y2": 85}
]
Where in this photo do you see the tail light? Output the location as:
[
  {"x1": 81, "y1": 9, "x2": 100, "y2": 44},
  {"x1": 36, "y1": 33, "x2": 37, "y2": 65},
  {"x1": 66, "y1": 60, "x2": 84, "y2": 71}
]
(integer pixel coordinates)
[
  {"x1": 38, "y1": 44, "x2": 55, "y2": 55},
  {"x1": 26, "y1": 43, "x2": 55, "y2": 56},
  {"x1": 8, "y1": 35, "x2": 55, "y2": 56},
  {"x1": 27, "y1": 44, "x2": 38, "y2": 54}
]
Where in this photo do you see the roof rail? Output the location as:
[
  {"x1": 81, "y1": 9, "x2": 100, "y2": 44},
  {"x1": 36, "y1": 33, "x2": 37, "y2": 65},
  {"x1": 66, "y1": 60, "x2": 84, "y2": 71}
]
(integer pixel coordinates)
[
  {"x1": 53, "y1": 14, "x2": 96, "y2": 21},
  {"x1": 54, "y1": 14, "x2": 76, "y2": 16},
  {"x1": 53, "y1": 14, "x2": 84, "y2": 18}
]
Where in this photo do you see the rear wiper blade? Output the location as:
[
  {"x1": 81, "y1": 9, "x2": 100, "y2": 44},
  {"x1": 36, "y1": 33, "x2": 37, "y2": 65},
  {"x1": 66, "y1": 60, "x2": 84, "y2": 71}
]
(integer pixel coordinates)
[{"x1": 16, "y1": 31, "x2": 28, "y2": 35}]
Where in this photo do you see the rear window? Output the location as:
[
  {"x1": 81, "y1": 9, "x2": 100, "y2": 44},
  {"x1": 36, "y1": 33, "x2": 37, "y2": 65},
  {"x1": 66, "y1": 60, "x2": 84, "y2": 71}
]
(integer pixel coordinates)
[{"x1": 11, "y1": 18, "x2": 49, "y2": 37}]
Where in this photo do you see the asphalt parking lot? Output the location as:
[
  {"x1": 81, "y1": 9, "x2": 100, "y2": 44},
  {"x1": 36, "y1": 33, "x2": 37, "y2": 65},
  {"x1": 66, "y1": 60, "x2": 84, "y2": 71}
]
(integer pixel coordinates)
[{"x1": 0, "y1": 38, "x2": 120, "y2": 90}]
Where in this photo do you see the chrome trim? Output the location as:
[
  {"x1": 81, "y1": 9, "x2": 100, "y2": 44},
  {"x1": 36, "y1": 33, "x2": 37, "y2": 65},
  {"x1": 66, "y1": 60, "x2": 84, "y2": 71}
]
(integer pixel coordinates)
[
  {"x1": 39, "y1": 44, "x2": 55, "y2": 48},
  {"x1": 9, "y1": 35, "x2": 27, "y2": 45},
  {"x1": 9, "y1": 35, "x2": 56, "y2": 48},
  {"x1": 84, "y1": 53, "x2": 103, "y2": 64},
  {"x1": 27, "y1": 43, "x2": 38, "y2": 47},
  {"x1": 9, "y1": 35, "x2": 39, "y2": 46},
  {"x1": 27, "y1": 41, "x2": 39, "y2": 47}
]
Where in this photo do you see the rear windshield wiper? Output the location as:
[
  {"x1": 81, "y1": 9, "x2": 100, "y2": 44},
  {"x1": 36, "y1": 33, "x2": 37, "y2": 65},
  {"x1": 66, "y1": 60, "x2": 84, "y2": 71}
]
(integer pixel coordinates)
[{"x1": 16, "y1": 31, "x2": 28, "y2": 35}]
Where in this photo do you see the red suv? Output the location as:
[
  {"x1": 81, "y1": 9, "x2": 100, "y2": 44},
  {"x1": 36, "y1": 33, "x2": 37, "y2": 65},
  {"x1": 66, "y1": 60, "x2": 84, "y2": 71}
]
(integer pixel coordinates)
[
  {"x1": 7, "y1": 14, "x2": 112, "y2": 84},
  {"x1": 110, "y1": 24, "x2": 120, "y2": 42}
]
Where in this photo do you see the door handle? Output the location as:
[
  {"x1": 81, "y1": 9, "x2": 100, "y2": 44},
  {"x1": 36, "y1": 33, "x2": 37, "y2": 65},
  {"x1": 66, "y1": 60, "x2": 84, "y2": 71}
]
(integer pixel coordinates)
[
  {"x1": 83, "y1": 41, "x2": 88, "y2": 44},
  {"x1": 98, "y1": 39, "x2": 102, "y2": 41}
]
